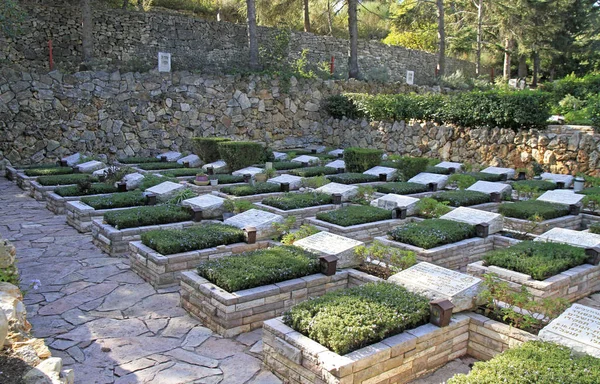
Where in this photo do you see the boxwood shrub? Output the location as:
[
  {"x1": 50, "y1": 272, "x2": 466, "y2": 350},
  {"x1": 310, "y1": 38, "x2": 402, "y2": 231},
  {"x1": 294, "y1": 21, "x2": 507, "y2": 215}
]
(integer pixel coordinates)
[
  {"x1": 136, "y1": 162, "x2": 185, "y2": 170},
  {"x1": 192, "y1": 137, "x2": 231, "y2": 163},
  {"x1": 197, "y1": 246, "x2": 320, "y2": 292},
  {"x1": 118, "y1": 157, "x2": 159, "y2": 164},
  {"x1": 388, "y1": 219, "x2": 476, "y2": 249},
  {"x1": 466, "y1": 172, "x2": 504, "y2": 182},
  {"x1": 589, "y1": 222, "x2": 600, "y2": 234},
  {"x1": 160, "y1": 168, "x2": 205, "y2": 177},
  {"x1": 217, "y1": 141, "x2": 266, "y2": 171},
  {"x1": 431, "y1": 190, "x2": 491, "y2": 207},
  {"x1": 343, "y1": 147, "x2": 383, "y2": 172},
  {"x1": 498, "y1": 200, "x2": 570, "y2": 220},
  {"x1": 271, "y1": 161, "x2": 304, "y2": 170},
  {"x1": 141, "y1": 223, "x2": 244, "y2": 255},
  {"x1": 283, "y1": 282, "x2": 430, "y2": 355},
  {"x1": 425, "y1": 166, "x2": 452, "y2": 175},
  {"x1": 513, "y1": 179, "x2": 557, "y2": 191},
  {"x1": 327, "y1": 173, "x2": 379, "y2": 184},
  {"x1": 81, "y1": 191, "x2": 147, "y2": 210},
  {"x1": 289, "y1": 166, "x2": 337, "y2": 177},
  {"x1": 54, "y1": 183, "x2": 119, "y2": 197},
  {"x1": 104, "y1": 205, "x2": 192, "y2": 229},
  {"x1": 375, "y1": 182, "x2": 429, "y2": 195},
  {"x1": 25, "y1": 166, "x2": 74, "y2": 177},
  {"x1": 220, "y1": 182, "x2": 280, "y2": 196},
  {"x1": 393, "y1": 157, "x2": 429, "y2": 179},
  {"x1": 209, "y1": 174, "x2": 245, "y2": 184},
  {"x1": 37, "y1": 174, "x2": 97, "y2": 186},
  {"x1": 482, "y1": 241, "x2": 588, "y2": 280},
  {"x1": 448, "y1": 341, "x2": 600, "y2": 384},
  {"x1": 316, "y1": 205, "x2": 391, "y2": 227},
  {"x1": 262, "y1": 192, "x2": 333, "y2": 210}
]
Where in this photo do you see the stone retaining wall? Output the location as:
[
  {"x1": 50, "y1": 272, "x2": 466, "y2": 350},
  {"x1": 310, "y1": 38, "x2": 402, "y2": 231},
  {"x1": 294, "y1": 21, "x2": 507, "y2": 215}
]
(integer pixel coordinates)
[
  {"x1": 305, "y1": 217, "x2": 407, "y2": 243},
  {"x1": 503, "y1": 214, "x2": 583, "y2": 234}
]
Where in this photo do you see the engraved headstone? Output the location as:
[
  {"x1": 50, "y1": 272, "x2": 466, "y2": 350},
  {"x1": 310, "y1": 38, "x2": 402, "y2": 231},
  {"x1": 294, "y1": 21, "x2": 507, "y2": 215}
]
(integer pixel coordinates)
[
  {"x1": 371, "y1": 194, "x2": 419, "y2": 215},
  {"x1": 363, "y1": 166, "x2": 397, "y2": 181},
  {"x1": 408, "y1": 173, "x2": 449, "y2": 189},
  {"x1": 441, "y1": 207, "x2": 503, "y2": 234},
  {"x1": 294, "y1": 231, "x2": 364, "y2": 268},
  {"x1": 223, "y1": 209, "x2": 284, "y2": 240},
  {"x1": 267, "y1": 174, "x2": 303, "y2": 190},
  {"x1": 535, "y1": 228, "x2": 600, "y2": 249},
  {"x1": 92, "y1": 167, "x2": 110, "y2": 177},
  {"x1": 122, "y1": 172, "x2": 145, "y2": 190},
  {"x1": 156, "y1": 151, "x2": 182, "y2": 162},
  {"x1": 232, "y1": 167, "x2": 264, "y2": 177},
  {"x1": 436, "y1": 161, "x2": 463, "y2": 171},
  {"x1": 76, "y1": 160, "x2": 105, "y2": 173},
  {"x1": 541, "y1": 172, "x2": 574, "y2": 188},
  {"x1": 145, "y1": 181, "x2": 184, "y2": 202},
  {"x1": 481, "y1": 167, "x2": 515, "y2": 180},
  {"x1": 308, "y1": 145, "x2": 326, "y2": 154},
  {"x1": 539, "y1": 304, "x2": 600, "y2": 358},
  {"x1": 291, "y1": 155, "x2": 319, "y2": 165},
  {"x1": 406, "y1": 70, "x2": 415, "y2": 85},
  {"x1": 158, "y1": 52, "x2": 171, "y2": 73},
  {"x1": 328, "y1": 149, "x2": 344, "y2": 157},
  {"x1": 182, "y1": 194, "x2": 225, "y2": 219},
  {"x1": 537, "y1": 190, "x2": 584, "y2": 206},
  {"x1": 202, "y1": 160, "x2": 227, "y2": 173},
  {"x1": 467, "y1": 180, "x2": 512, "y2": 196},
  {"x1": 273, "y1": 152, "x2": 287, "y2": 161},
  {"x1": 62, "y1": 153, "x2": 81, "y2": 167},
  {"x1": 325, "y1": 160, "x2": 345, "y2": 169},
  {"x1": 315, "y1": 182, "x2": 358, "y2": 202},
  {"x1": 177, "y1": 154, "x2": 202, "y2": 168}
]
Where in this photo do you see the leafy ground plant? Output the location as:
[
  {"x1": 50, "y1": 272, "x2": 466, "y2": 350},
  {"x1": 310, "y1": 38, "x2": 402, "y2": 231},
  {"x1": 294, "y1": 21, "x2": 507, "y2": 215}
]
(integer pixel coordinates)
[
  {"x1": 415, "y1": 197, "x2": 452, "y2": 218},
  {"x1": 104, "y1": 205, "x2": 192, "y2": 229},
  {"x1": 220, "y1": 182, "x2": 280, "y2": 196},
  {"x1": 316, "y1": 205, "x2": 391, "y2": 227},
  {"x1": 281, "y1": 224, "x2": 319, "y2": 245},
  {"x1": 354, "y1": 241, "x2": 416, "y2": 279},
  {"x1": 262, "y1": 192, "x2": 332, "y2": 210},
  {"x1": 375, "y1": 182, "x2": 429, "y2": 195},
  {"x1": 431, "y1": 190, "x2": 490, "y2": 207},
  {"x1": 498, "y1": 200, "x2": 570, "y2": 220},
  {"x1": 81, "y1": 191, "x2": 147, "y2": 210},
  {"x1": 327, "y1": 173, "x2": 379, "y2": 184},
  {"x1": 388, "y1": 219, "x2": 476, "y2": 249},
  {"x1": 54, "y1": 182, "x2": 119, "y2": 197},
  {"x1": 141, "y1": 223, "x2": 244, "y2": 255}
]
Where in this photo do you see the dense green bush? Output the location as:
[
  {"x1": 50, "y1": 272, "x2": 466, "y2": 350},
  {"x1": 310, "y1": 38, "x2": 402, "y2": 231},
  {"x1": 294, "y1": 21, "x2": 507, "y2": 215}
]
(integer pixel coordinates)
[
  {"x1": 448, "y1": 341, "x2": 600, "y2": 384},
  {"x1": 393, "y1": 157, "x2": 429, "y2": 179},
  {"x1": 589, "y1": 94, "x2": 600, "y2": 129},
  {"x1": 37, "y1": 174, "x2": 97, "y2": 186},
  {"x1": 220, "y1": 182, "x2": 280, "y2": 196},
  {"x1": 316, "y1": 205, "x2": 391, "y2": 227},
  {"x1": 55, "y1": 183, "x2": 119, "y2": 197},
  {"x1": 425, "y1": 166, "x2": 452, "y2": 175},
  {"x1": 375, "y1": 182, "x2": 429, "y2": 195},
  {"x1": 467, "y1": 172, "x2": 504, "y2": 182},
  {"x1": 208, "y1": 174, "x2": 245, "y2": 184},
  {"x1": 448, "y1": 174, "x2": 477, "y2": 189},
  {"x1": 499, "y1": 200, "x2": 570, "y2": 220},
  {"x1": 542, "y1": 72, "x2": 600, "y2": 103},
  {"x1": 324, "y1": 94, "x2": 361, "y2": 119},
  {"x1": 432, "y1": 190, "x2": 491, "y2": 207},
  {"x1": 482, "y1": 241, "x2": 588, "y2": 280},
  {"x1": 104, "y1": 205, "x2": 192, "y2": 229},
  {"x1": 580, "y1": 186, "x2": 600, "y2": 195},
  {"x1": 343, "y1": 147, "x2": 383, "y2": 173},
  {"x1": 388, "y1": 219, "x2": 476, "y2": 249},
  {"x1": 327, "y1": 173, "x2": 379, "y2": 184},
  {"x1": 160, "y1": 168, "x2": 205, "y2": 177},
  {"x1": 289, "y1": 166, "x2": 337, "y2": 177},
  {"x1": 192, "y1": 137, "x2": 231, "y2": 163},
  {"x1": 25, "y1": 167, "x2": 74, "y2": 177},
  {"x1": 81, "y1": 191, "x2": 147, "y2": 210},
  {"x1": 271, "y1": 161, "x2": 304, "y2": 170},
  {"x1": 590, "y1": 222, "x2": 600, "y2": 234},
  {"x1": 138, "y1": 175, "x2": 180, "y2": 191},
  {"x1": 283, "y1": 282, "x2": 430, "y2": 355},
  {"x1": 197, "y1": 246, "x2": 320, "y2": 292},
  {"x1": 136, "y1": 162, "x2": 185, "y2": 170},
  {"x1": 141, "y1": 224, "x2": 244, "y2": 255},
  {"x1": 262, "y1": 192, "x2": 333, "y2": 210},
  {"x1": 118, "y1": 157, "x2": 159, "y2": 164},
  {"x1": 217, "y1": 141, "x2": 266, "y2": 171},
  {"x1": 513, "y1": 180, "x2": 556, "y2": 191}
]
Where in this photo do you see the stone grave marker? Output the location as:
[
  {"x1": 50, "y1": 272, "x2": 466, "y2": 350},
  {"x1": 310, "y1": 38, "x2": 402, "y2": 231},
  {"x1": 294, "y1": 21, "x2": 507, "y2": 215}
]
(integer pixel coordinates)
[
  {"x1": 481, "y1": 167, "x2": 515, "y2": 180},
  {"x1": 541, "y1": 172, "x2": 574, "y2": 188},
  {"x1": 328, "y1": 149, "x2": 344, "y2": 157},
  {"x1": 177, "y1": 154, "x2": 202, "y2": 168},
  {"x1": 389, "y1": 262, "x2": 482, "y2": 312},
  {"x1": 435, "y1": 161, "x2": 463, "y2": 171},
  {"x1": 325, "y1": 160, "x2": 345, "y2": 169},
  {"x1": 122, "y1": 173, "x2": 145, "y2": 190},
  {"x1": 145, "y1": 181, "x2": 184, "y2": 202},
  {"x1": 315, "y1": 182, "x2": 358, "y2": 202},
  {"x1": 407, "y1": 173, "x2": 449, "y2": 190},
  {"x1": 308, "y1": 145, "x2": 326, "y2": 154},
  {"x1": 537, "y1": 190, "x2": 584, "y2": 206},
  {"x1": 62, "y1": 153, "x2": 81, "y2": 166},
  {"x1": 291, "y1": 155, "x2": 319, "y2": 165},
  {"x1": 223, "y1": 209, "x2": 284, "y2": 240},
  {"x1": 76, "y1": 160, "x2": 105, "y2": 173},
  {"x1": 202, "y1": 160, "x2": 227, "y2": 173},
  {"x1": 92, "y1": 168, "x2": 110, "y2": 177},
  {"x1": 272, "y1": 152, "x2": 287, "y2": 161},
  {"x1": 539, "y1": 304, "x2": 600, "y2": 358},
  {"x1": 441, "y1": 206, "x2": 503, "y2": 234},
  {"x1": 370, "y1": 194, "x2": 419, "y2": 215},
  {"x1": 267, "y1": 174, "x2": 303, "y2": 190},
  {"x1": 467, "y1": 180, "x2": 512, "y2": 196},
  {"x1": 232, "y1": 167, "x2": 264, "y2": 177},
  {"x1": 156, "y1": 151, "x2": 182, "y2": 162},
  {"x1": 535, "y1": 228, "x2": 600, "y2": 249},
  {"x1": 363, "y1": 166, "x2": 397, "y2": 181},
  {"x1": 182, "y1": 194, "x2": 225, "y2": 219},
  {"x1": 158, "y1": 52, "x2": 171, "y2": 72},
  {"x1": 294, "y1": 231, "x2": 364, "y2": 268}
]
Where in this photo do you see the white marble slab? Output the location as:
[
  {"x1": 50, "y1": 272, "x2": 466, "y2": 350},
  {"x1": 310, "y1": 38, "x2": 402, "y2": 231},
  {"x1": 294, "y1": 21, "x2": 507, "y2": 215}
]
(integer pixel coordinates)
[
  {"x1": 62, "y1": 153, "x2": 81, "y2": 166},
  {"x1": 223, "y1": 209, "x2": 284, "y2": 240},
  {"x1": 328, "y1": 149, "x2": 344, "y2": 157},
  {"x1": 232, "y1": 167, "x2": 264, "y2": 177},
  {"x1": 539, "y1": 304, "x2": 600, "y2": 358},
  {"x1": 77, "y1": 160, "x2": 105, "y2": 173},
  {"x1": 93, "y1": 167, "x2": 110, "y2": 177},
  {"x1": 315, "y1": 182, "x2": 358, "y2": 202},
  {"x1": 481, "y1": 167, "x2": 515, "y2": 179},
  {"x1": 291, "y1": 155, "x2": 319, "y2": 165},
  {"x1": 202, "y1": 160, "x2": 227, "y2": 173},
  {"x1": 122, "y1": 172, "x2": 145, "y2": 190},
  {"x1": 440, "y1": 207, "x2": 503, "y2": 234},
  {"x1": 177, "y1": 154, "x2": 202, "y2": 168},
  {"x1": 267, "y1": 174, "x2": 303, "y2": 190},
  {"x1": 363, "y1": 166, "x2": 397, "y2": 181},
  {"x1": 272, "y1": 152, "x2": 287, "y2": 161},
  {"x1": 541, "y1": 172, "x2": 574, "y2": 188},
  {"x1": 308, "y1": 145, "x2": 326, "y2": 154},
  {"x1": 145, "y1": 181, "x2": 184, "y2": 201},
  {"x1": 182, "y1": 194, "x2": 225, "y2": 218},
  {"x1": 408, "y1": 173, "x2": 449, "y2": 189},
  {"x1": 467, "y1": 180, "x2": 512, "y2": 196},
  {"x1": 325, "y1": 160, "x2": 345, "y2": 169},
  {"x1": 537, "y1": 190, "x2": 584, "y2": 206},
  {"x1": 156, "y1": 151, "x2": 182, "y2": 162},
  {"x1": 535, "y1": 228, "x2": 600, "y2": 249},
  {"x1": 436, "y1": 161, "x2": 463, "y2": 171},
  {"x1": 294, "y1": 231, "x2": 364, "y2": 268},
  {"x1": 371, "y1": 194, "x2": 419, "y2": 215}
]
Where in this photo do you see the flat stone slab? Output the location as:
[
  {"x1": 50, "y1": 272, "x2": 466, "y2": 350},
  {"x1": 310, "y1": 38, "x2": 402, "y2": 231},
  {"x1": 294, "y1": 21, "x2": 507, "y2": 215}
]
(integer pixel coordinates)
[
  {"x1": 537, "y1": 190, "x2": 583, "y2": 206},
  {"x1": 62, "y1": 153, "x2": 81, "y2": 166},
  {"x1": 436, "y1": 161, "x2": 462, "y2": 171},
  {"x1": 363, "y1": 166, "x2": 397, "y2": 181},
  {"x1": 93, "y1": 167, "x2": 110, "y2": 177},
  {"x1": 481, "y1": 167, "x2": 515, "y2": 179},
  {"x1": 467, "y1": 180, "x2": 511, "y2": 196},
  {"x1": 77, "y1": 160, "x2": 105, "y2": 173},
  {"x1": 389, "y1": 262, "x2": 482, "y2": 312},
  {"x1": 177, "y1": 154, "x2": 202, "y2": 168},
  {"x1": 123, "y1": 172, "x2": 145, "y2": 190},
  {"x1": 541, "y1": 172, "x2": 574, "y2": 188},
  {"x1": 539, "y1": 304, "x2": 600, "y2": 358},
  {"x1": 408, "y1": 173, "x2": 449, "y2": 189},
  {"x1": 182, "y1": 195, "x2": 226, "y2": 219},
  {"x1": 308, "y1": 145, "x2": 326, "y2": 154},
  {"x1": 145, "y1": 181, "x2": 185, "y2": 201},
  {"x1": 267, "y1": 175, "x2": 302, "y2": 190},
  {"x1": 272, "y1": 152, "x2": 287, "y2": 161},
  {"x1": 328, "y1": 149, "x2": 344, "y2": 157},
  {"x1": 441, "y1": 207, "x2": 503, "y2": 234},
  {"x1": 232, "y1": 167, "x2": 264, "y2": 177},
  {"x1": 223, "y1": 209, "x2": 284, "y2": 240},
  {"x1": 156, "y1": 151, "x2": 182, "y2": 162},
  {"x1": 325, "y1": 160, "x2": 345, "y2": 169},
  {"x1": 291, "y1": 155, "x2": 319, "y2": 165},
  {"x1": 315, "y1": 182, "x2": 358, "y2": 202},
  {"x1": 371, "y1": 194, "x2": 419, "y2": 215},
  {"x1": 294, "y1": 231, "x2": 364, "y2": 268},
  {"x1": 203, "y1": 160, "x2": 227, "y2": 173},
  {"x1": 535, "y1": 228, "x2": 600, "y2": 249}
]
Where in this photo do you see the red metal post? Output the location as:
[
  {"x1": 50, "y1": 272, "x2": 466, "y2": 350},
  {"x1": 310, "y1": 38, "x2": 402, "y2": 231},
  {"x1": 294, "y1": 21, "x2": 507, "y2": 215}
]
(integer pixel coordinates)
[
  {"x1": 330, "y1": 56, "x2": 335, "y2": 75},
  {"x1": 490, "y1": 67, "x2": 495, "y2": 83},
  {"x1": 48, "y1": 40, "x2": 54, "y2": 71}
]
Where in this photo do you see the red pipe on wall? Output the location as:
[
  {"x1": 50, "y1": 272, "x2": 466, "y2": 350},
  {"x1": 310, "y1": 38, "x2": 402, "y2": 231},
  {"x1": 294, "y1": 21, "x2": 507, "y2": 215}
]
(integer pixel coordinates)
[
  {"x1": 330, "y1": 56, "x2": 335, "y2": 75},
  {"x1": 48, "y1": 40, "x2": 54, "y2": 71}
]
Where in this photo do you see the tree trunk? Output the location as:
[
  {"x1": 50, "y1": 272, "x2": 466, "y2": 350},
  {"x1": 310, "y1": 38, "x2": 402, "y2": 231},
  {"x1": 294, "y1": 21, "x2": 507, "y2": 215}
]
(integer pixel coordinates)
[
  {"x1": 122, "y1": 0, "x2": 128, "y2": 9},
  {"x1": 503, "y1": 38, "x2": 512, "y2": 80},
  {"x1": 303, "y1": 0, "x2": 310, "y2": 33},
  {"x1": 435, "y1": 0, "x2": 445, "y2": 76},
  {"x1": 81, "y1": 0, "x2": 93, "y2": 67},
  {"x1": 475, "y1": 0, "x2": 483, "y2": 75},
  {"x1": 518, "y1": 55, "x2": 527, "y2": 78},
  {"x1": 348, "y1": 0, "x2": 359, "y2": 79},
  {"x1": 532, "y1": 51, "x2": 540, "y2": 87},
  {"x1": 247, "y1": 0, "x2": 259, "y2": 70},
  {"x1": 138, "y1": 0, "x2": 143, "y2": 10},
  {"x1": 327, "y1": 0, "x2": 333, "y2": 35}
]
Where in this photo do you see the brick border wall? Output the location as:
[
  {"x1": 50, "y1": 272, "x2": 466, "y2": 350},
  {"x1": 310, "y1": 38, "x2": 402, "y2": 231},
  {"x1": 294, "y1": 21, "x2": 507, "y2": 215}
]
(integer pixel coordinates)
[{"x1": 65, "y1": 201, "x2": 145, "y2": 233}]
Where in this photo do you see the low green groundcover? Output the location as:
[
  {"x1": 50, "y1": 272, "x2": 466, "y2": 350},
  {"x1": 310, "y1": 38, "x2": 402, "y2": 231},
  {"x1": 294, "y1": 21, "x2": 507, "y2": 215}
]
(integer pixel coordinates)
[
  {"x1": 25, "y1": 166, "x2": 74, "y2": 177},
  {"x1": 580, "y1": 186, "x2": 600, "y2": 195},
  {"x1": 81, "y1": 191, "x2": 147, "y2": 210},
  {"x1": 271, "y1": 161, "x2": 304, "y2": 170},
  {"x1": 141, "y1": 224, "x2": 244, "y2": 255},
  {"x1": 327, "y1": 173, "x2": 379, "y2": 184},
  {"x1": 197, "y1": 246, "x2": 320, "y2": 292},
  {"x1": 283, "y1": 282, "x2": 430, "y2": 355},
  {"x1": 590, "y1": 222, "x2": 600, "y2": 234},
  {"x1": 316, "y1": 205, "x2": 391, "y2": 227},
  {"x1": 139, "y1": 175, "x2": 181, "y2": 191},
  {"x1": 104, "y1": 205, "x2": 192, "y2": 229},
  {"x1": 431, "y1": 190, "x2": 491, "y2": 207},
  {"x1": 220, "y1": 182, "x2": 280, "y2": 196},
  {"x1": 448, "y1": 341, "x2": 600, "y2": 384},
  {"x1": 425, "y1": 166, "x2": 452, "y2": 175},
  {"x1": 388, "y1": 219, "x2": 476, "y2": 249},
  {"x1": 289, "y1": 166, "x2": 337, "y2": 177},
  {"x1": 54, "y1": 183, "x2": 119, "y2": 197},
  {"x1": 483, "y1": 241, "x2": 588, "y2": 280},
  {"x1": 160, "y1": 168, "x2": 205, "y2": 177},
  {"x1": 375, "y1": 182, "x2": 429, "y2": 195},
  {"x1": 466, "y1": 172, "x2": 504, "y2": 182},
  {"x1": 118, "y1": 157, "x2": 159, "y2": 164},
  {"x1": 37, "y1": 174, "x2": 97, "y2": 186},
  {"x1": 136, "y1": 162, "x2": 185, "y2": 170},
  {"x1": 513, "y1": 179, "x2": 557, "y2": 191},
  {"x1": 211, "y1": 174, "x2": 245, "y2": 184},
  {"x1": 262, "y1": 192, "x2": 333, "y2": 210},
  {"x1": 498, "y1": 200, "x2": 570, "y2": 220}
]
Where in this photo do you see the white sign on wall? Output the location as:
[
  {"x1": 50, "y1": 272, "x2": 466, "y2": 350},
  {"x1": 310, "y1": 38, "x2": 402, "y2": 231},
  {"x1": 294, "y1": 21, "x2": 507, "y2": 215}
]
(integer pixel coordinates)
[
  {"x1": 158, "y1": 52, "x2": 171, "y2": 72},
  {"x1": 406, "y1": 70, "x2": 415, "y2": 85}
]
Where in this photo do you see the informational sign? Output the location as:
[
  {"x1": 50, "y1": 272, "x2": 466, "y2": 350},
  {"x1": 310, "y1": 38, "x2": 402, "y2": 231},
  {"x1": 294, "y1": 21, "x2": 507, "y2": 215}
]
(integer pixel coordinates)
[
  {"x1": 158, "y1": 52, "x2": 171, "y2": 73},
  {"x1": 406, "y1": 70, "x2": 415, "y2": 85}
]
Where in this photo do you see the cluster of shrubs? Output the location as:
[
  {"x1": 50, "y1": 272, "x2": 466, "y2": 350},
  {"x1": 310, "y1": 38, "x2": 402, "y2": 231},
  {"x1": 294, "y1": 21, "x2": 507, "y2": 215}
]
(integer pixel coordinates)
[
  {"x1": 543, "y1": 73, "x2": 600, "y2": 128},
  {"x1": 498, "y1": 200, "x2": 570, "y2": 220},
  {"x1": 136, "y1": 162, "x2": 185, "y2": 170},
  {"x1": 289, "y1": 166, "x2": 337, "y2": 177},
  {"x1": 161, "y1": 168, "x2": 205, "y2": 177},
  {"x1": 512, "y1": 179, "x2": 556, "y2": 191},
  {"x1": 466, "y1": 172, "x2": 504, "y2": 182},
  {"x1": 375, "y1": 182, "x2": 429, "y2": 195},
  {"x1": 55, "y1": 183, "x2": 119, "y2": 197},
  {"x1": 81, "y1": 191, "x2": 147, "y2": 210},
  {"x1": 343, "y1": 147, "x2": 383, "y2": 172},
  {"x1": 327, "y1": 173, "x2": 379, "y2": 184},
  {"x1": 388, "y1": 219, "x2": 476, "y2": 249},
  {"x1": 270, "y1": 161, "x2": 304, "y2": 170},
  {"x1": 104, "y1": 205, "x2": 192, "y2": 229},
  {"x1": 431, "y1": 190, "x2": 491, "y2": 207},
  {"x1": 37, "y1": 174, "x2": 97, "y2": 186},
  {"x1": 316, "y1": 205, "x2": 391, "y2": 227},
  {"x1": 192, "y1": 137, "x2": 271, "y2": 171},
  {"x1": 141, "y1": 224, "x2": 244, "y2": 255},
  {"x1": 262, "y1": 192, "x2": 332, "y2": 210},
  {"x1": 25, "y1": 166, "x2": 74, "y2": 177},
  {"x1": 220, "y1": 182, "x2": 280, "y2": 196}
]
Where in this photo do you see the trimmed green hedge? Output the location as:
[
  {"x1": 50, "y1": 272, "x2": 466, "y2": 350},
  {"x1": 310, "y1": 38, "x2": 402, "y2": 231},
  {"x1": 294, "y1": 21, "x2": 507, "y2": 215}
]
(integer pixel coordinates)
[
  {"x1": 388, "y1": 219, "x2": 476, "y2": 249},
  {"x1": 482, "y1": 241, "x2": 588, "y2": 280},
  {"x1": 467, "y1": 172, "x2": 504, "y2": 182},
  {"x1": 283, "y1": 282, "x2": 430, "y2": 355},
  {"x1": 513, "y1": 180, "x2": 557, "y2": 191},
  {"x1": 289, "y1": 166, "x2": 338, "y2": 177},
  {"x1": 192, "y1": 137, "x2": 231, "y2": 163},
  {"x1": 271, "y1": 161, "x2": 304, "y2": 170},
  {"x1": 141, "y1": 224, "x2": 244, "y2": 255},
  {"x1": 197, "y1": 246, "x2": 320, "y2": 292},
  {"x1": 425, "y1": 166, "x2": 452, "y2": 175},
  {"x1": 393, "y1": 157, "x2": 430, "y2": 180},
  {"x1": 25, "y1": 167, "x2": 74, "y2": 177},
  {"x1": 579, "y1": 186, "x2": 600, "y2": 195},
  {"x1": 448, "y1": 341, "x2": 600, "y2": 384},
  {"x1": 327, "y1": 173, "x2": 379, "y2": 184},
  {"x1": 209, "y1": 174, "x2": 245, "y2": 184},
  {"x1": 54, "y1": 183, "x2": 119, "y2": 197},
  {"x1": 81, "y1": 191, "x2": 147, "y2": 210},
  {"x1": 343, "y1": 147, "x2": 383, "y2": 172},
  {"x1": 432, "y1": 190, "x2": 491, "y2": 207},
  {"x1": 136, "y1": 162, "x2": 185, "y2": 170},
  {"x1": 160, "y1": 168, "x2": 205, "y2": 177},
  {"x1": 37, "y1": 174, "x2": 97, "y2": 186},
  {"x1": 104, "y1": 205, "x2": 192, "y2": 229},
  {"x1": 220, "y1": 182, "x2": 280, "y2": 196},
  {"x1": 316, "y1": 205, "x2": 391, "y2": 227},
  {"x1": 499, "y1": 200, "x2": 570, "y2": 220},
  {"x1": 375, "y1": 182, "x2": 429, "y2": 195},
  {"x1": 218, "y1": 141, "x2": 266, "y2": 171},
  {"x1": 118, "y1": 157, "x2": 159, "y2": 164},
  {"x1": 262, "y1": 192, "x2": 333, "y2": 210}
]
